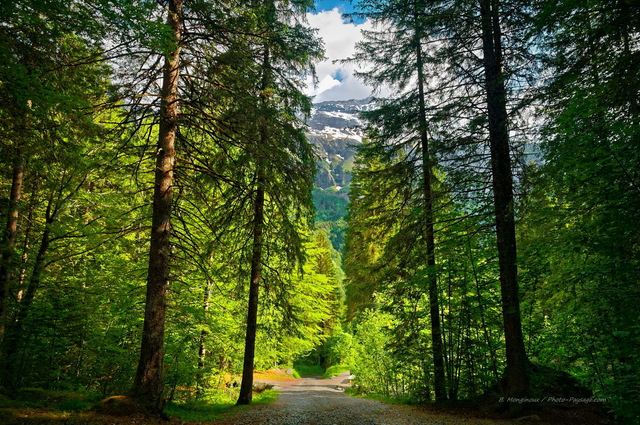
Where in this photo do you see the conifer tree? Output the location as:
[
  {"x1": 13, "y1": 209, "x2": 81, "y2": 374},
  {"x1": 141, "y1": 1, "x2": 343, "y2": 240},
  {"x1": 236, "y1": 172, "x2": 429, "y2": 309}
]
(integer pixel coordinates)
[
  {"x1": 232, "y1": 0, "x2": 322, "y2": 404},
  {"x1": 519, "y1": 0, "x2": 640, "y2": 416},
  {"x1": 130, "y1": 0, "x2": 183, "y2": 412},
  {"x1": 348, "y1": 0, "x2": 448, "y2": 400},
  {"x1": 478, "y1": 0, "x2": 529, "y2": 396},
  {"x1": 348, "y1": 0, "x2": 534, "y2": 398},
  {"x1": 0, "y1": 0, "x2": 111, "y2": 386}
]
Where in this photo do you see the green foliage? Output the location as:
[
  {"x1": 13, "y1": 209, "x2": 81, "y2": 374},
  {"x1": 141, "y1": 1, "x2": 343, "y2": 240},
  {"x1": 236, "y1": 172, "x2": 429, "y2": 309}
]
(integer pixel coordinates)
[
  {"x1": 323, "y1": 365, "x2": 351, "y2": 379},
  {"x1": 344, "y1": 386, "x2": 418, "y2": 405},
  {"x1": 347, "y1": 310, "x2": 427, "y2": 403},
  {"x1": 165, "y1": 400, "x2": 233, "y2": 422},
  {"x1": 321, "y1": 329, "x2": 354, "y2": 368},
  {"x1": 0, "y1": 0, "x2": 636, "y2": 421},
  {"x1": 313, "y1": 188, "x2": 349, "y2": 252},
  {"x1": 252, "y1": 231, "x2": 342, "y2": 369},
  {"x1": 513, "y1": 0, "x2": 640, "y2": 420},
  {"x1": 6, "y1": 388, "x2": 101, "y2": 412},
  {"x1": 252, "y1": 389, "x2": 279, "y2": 405},
  {"x1": 292, "y1": 363, "x2": 324, "y2": 377},
  {"x1": 519, "y1": 163, "x2": 640, "y2": 421},
  {"x1": 0, "y1": 0, "x2": 331, "y2": 412},
  {"x1": 165, "y1": 389, "x2": 278, "y2": 422},
  {"x1": 313, "y1": 189, "x2": 349, "y2": 223},
  {"x1": 344, "y1": 130, "x2": 507, "y2": 400}
]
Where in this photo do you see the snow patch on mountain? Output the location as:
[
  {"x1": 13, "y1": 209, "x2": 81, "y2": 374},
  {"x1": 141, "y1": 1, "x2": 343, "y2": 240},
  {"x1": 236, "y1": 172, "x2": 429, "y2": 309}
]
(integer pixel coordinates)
[{"x1": 305, "y1": 98, "x2": 375, "y2": 190}]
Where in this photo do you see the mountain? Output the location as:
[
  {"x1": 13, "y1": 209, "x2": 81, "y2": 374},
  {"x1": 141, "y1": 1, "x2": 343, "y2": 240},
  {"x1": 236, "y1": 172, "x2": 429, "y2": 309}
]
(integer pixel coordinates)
[
  {"x1": 306, "y1": 98, "x2": 374, "y2": 191},
  {"x1": 305, "y1": 98, "x2": 374, "y2": 253}
]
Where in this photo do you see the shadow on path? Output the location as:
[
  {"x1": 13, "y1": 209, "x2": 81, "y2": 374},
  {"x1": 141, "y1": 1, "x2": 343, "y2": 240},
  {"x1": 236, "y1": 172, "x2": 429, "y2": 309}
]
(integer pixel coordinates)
[{"x1": 214, "y1": 372, "x2": 519, "y2": 425}]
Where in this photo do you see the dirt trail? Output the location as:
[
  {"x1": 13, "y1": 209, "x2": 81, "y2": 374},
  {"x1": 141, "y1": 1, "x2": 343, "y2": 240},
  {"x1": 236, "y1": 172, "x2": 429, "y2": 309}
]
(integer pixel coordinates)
[
  {"x1": 214, "y1": 372, "x2": 520, "y2": 425},
  {"x1": 0, "y1": 372, "x2": 609, "y2": 424}
]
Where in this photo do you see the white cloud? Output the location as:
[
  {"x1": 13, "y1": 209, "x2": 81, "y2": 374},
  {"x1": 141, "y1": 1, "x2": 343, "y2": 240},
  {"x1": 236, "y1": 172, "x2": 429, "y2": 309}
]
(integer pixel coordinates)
[{"x1": 305, "y1": 9, "x2": 373, "y2": 103}]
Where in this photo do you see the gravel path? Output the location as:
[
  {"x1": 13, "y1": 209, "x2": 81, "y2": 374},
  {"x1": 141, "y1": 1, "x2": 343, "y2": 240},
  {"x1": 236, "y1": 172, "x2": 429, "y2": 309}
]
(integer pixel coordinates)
[{"x1": 213, "y1": 372, "x2": 521, "y2": 425}]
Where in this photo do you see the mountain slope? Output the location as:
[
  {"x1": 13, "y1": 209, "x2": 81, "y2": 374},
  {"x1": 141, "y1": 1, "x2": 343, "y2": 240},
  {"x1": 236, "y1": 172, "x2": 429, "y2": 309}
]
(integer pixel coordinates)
[
  {"x1": 305, "y1": 98, "x2": 373, "y2": 253},
  {"x1": 306, "y1": 98, "x2": 373, "y2": 192}
]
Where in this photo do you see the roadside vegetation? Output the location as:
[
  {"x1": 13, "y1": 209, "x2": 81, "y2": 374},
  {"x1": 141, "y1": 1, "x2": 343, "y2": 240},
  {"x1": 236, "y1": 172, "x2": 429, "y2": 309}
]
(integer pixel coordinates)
[{"x1": 1, "y1": 0, "x2": 637, "y2": 423}]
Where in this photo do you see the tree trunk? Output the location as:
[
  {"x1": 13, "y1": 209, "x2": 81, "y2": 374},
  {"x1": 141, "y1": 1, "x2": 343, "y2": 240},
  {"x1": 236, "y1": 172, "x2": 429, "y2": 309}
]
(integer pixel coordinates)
[
  {"x1": 479, "y1": 0, "x2": 529, "y2": 397},
  {"x1": 131, "y1": 0, "x2": 182, "y2": 412},
  {"x1": 237, "y1": 40, "x2": 272, "y2": 406},
  {"x1": 1, "y1": 198, "x2": 52, "y2": 389},
  {"x1": 17, "y1": 177, "x2": 39, "y2": 302},
  {"x1": 196, "y1": 283, "x2": 211, "y2": 397},
  {"x1": 236, "y1": 176, "x2": 265, "y2": 405},
  {"x1": 415, "y1": 11, "x2": 447, "y2": 401},
  {"x1": 0, "y1": 156, "x2": 24, "y2": 338}
]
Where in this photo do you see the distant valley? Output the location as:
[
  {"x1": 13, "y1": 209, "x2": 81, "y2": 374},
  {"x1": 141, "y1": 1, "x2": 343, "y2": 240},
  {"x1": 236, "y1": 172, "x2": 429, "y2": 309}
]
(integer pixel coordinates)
[{"x1": 305, "y1": 98, "x2": 374, "y2": 254}]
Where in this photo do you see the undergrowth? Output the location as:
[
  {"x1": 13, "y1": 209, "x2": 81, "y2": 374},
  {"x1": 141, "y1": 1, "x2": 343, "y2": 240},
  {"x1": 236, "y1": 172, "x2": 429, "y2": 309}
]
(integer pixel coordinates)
[
  {"x1": 344, "y1": 387, "x2": 420, "y2": 405},
  {"x1": 292, "y1": 364, "x2": 324, "y2": 377},
  {"x1": 0, "y1": 386, "x2": 279, "y2": 423},
  {"x1": 0, "y1": 388, "x2": 100, "y2": 412},
  {"x1": 323, "y1": 365, "x2": 351, "y2": 379},
  {"x1": 165, "y1": 389, "x2": 279, "y2": 422}
]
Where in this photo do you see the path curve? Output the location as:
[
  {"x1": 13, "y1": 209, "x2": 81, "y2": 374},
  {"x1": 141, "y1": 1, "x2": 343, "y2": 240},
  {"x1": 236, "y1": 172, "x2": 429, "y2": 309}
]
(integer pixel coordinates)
[{"x1": 214, "y1": 372, "x2": 518, "y2": 425}]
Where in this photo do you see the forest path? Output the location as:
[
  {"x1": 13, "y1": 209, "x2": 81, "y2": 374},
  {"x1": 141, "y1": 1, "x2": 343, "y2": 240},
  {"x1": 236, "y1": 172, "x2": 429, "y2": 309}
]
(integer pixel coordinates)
[{"x1": 213, "y1": 372, "x2": 518, "y2": 425}]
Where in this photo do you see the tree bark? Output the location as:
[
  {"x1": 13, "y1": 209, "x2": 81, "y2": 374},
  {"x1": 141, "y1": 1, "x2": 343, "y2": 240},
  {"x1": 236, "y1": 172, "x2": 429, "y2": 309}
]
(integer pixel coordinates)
[
  {"x1": 415, "y1": 23, "x2": 447, "y2": 401},
  {"x1": 0, "y1": 156, "x2": 24, "y2": 338},
  {"x1": 237, "y1": 38, "x2": 272, "y2": 406},
  {"x1": 236, "y1": 176, "x2": 265, "y2": 405},
  {"x1": 131, "y1": 0, "x2": 182, "y2": 412},
  {"x1": 196, "y1": 282, "x2": 211, "y2": 397},
  {"x1": 17, "y1": 177, "x2": 39, "y2": 302},
  {"x1": 479, "y1": 0, "x2": 529, "y2": 396},
  {"x1": 1, "y1": 197, "x2": 52, "y2": 389}
]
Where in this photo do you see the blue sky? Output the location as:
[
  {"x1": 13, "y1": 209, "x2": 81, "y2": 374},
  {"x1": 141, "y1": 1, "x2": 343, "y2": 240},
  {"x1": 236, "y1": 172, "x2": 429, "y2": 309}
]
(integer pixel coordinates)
[
  {"x1": 314, "y1": 0, "x2": 355, "y2": 14},
  {"x1": 305, "y1": 4, "x2": 373, "y2": 102}
]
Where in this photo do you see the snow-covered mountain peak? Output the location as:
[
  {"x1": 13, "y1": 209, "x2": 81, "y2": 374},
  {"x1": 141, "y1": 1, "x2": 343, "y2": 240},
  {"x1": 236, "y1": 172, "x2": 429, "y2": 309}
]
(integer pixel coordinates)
[
  {"x1": 306, "y1": 98, "x2": 376, "y2": 138},
  {"x1": 305, "y1": 98, "x2": 374, "y2": 190}
]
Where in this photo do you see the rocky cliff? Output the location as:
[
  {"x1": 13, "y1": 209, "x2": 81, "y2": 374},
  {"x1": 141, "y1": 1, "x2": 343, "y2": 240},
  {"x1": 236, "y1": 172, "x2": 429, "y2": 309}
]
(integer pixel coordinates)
[
  {"x1": 305, "y1": 98, "x2": 374, "y2": 252},
  {"x1": 306, "y1": 98, "x2": 374, "y2": 192}
]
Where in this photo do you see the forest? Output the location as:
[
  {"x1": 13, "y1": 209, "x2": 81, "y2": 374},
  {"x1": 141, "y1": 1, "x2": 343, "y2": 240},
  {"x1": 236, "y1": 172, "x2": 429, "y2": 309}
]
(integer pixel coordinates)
[{"x1": 0, "y1": 0, "x2": 638, "y2": 423}]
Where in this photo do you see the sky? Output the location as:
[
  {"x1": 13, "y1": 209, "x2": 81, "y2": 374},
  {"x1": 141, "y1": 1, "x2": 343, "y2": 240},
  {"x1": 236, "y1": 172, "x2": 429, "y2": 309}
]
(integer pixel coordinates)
[
  {"x1": 304, "y1": 2, "x2": 374, "y2": 103},
  {"x1": 313, "y1": 0, "x2": 356, "y2": 14}
]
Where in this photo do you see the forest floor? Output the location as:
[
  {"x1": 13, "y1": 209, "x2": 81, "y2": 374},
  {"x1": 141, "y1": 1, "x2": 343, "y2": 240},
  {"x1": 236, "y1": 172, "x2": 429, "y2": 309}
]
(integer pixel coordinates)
[
  {"x1": 0, "y1": 372, "x2": 615, "y2": 425},
  {"x1": 213, "y1": 372, "x2": 613, "y2": 425}
]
